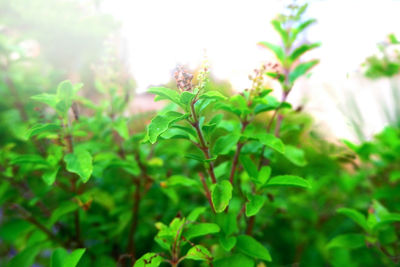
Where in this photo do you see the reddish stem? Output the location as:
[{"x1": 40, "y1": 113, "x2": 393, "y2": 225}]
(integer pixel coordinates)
[{"x1": 199, "y1": 172, "x2": 216, "y2": 213}]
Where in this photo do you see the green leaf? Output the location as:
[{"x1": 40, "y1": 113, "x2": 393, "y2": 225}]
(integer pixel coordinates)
[
  {"x1": 51, "y1": 248, "x2": 86, "y2": 267},
  {"x1": 283, "y1": 145, "x2": 307, "y2": 166},
  {"x1": 199, "y1": 90, "x2": 227, "y2": 101},
  {"x1": 373, "y1": 213, "x2": 400, "y2": 230},
  {"x1": 219, "y1": 235, "x2": 237, "y2": 251},
  {"x1": 245, "y1": 195, "x2": 266, "y2": 217},
  {"x1": 256, "y1": 134, "x2": 285, "y2": 154},
  {"x1": 11, "y1": 154, "x2": 49, "y2": 166},
  {"x1": 240, "y1": 156, "x2": 258, "y2": 179},
  {"x1": 258, "y1": 41, "x2": 285, "y2": 63},
  {"x1": 265, "y1": 175, "x2": 311, "y2": 189},
  {"x1": 216, "y1": 212, "x2": 238, "y2": 236},
  {"x1": 187, "y1": 207, "x2": 206, "y2": 222},
  {"x1": 213, "y1": 134, "x2": 240, "y2": 155},
  {"x1": 64, "y1": 149, "x2": 93, "y2": 183},
  {"x1": 254, "y1": 166, "x2": 271, "y2": 186},
  {"x1": 165, "y1": 175, "x2": 198, "y2": 187},
  {"x1": 271, "y1": 20, "x2": 289, "y2": 47},
  {"x1": 292, "y1": 19, "x2": 316, "y2": 41},
  {"x1": 327, "y1": 234, "x2": 365, "y2": 250},
  {"x1": 185, "y1": 245, "x2": 212, "y2": 261},
  {"x1": 56, "y1": 80, "x2": 75, "y2": 114},
  {"x1": 8, "y1": 243, "x2": 42, "y2": 267},
  {"x1": 185, "y1": 223, "x2": 220, "y2": 240},
  {"x1": 25, "y1": 123, "x2": 61, "y2": 139},
  {"x1": 31, "y1": 93, "x2": 58, "y2": 108},
  {"x1": 236, "y1": 235, "x2": 272, "y2": 262},
  {"x1": 289, "y1": 60, "x2": 319, "y2": 84},
  {"x1": 50, "y1": 201, "x2": 79, "y2": 226},
  {"x1": 290, "y1": 43, "x2": 321, "y2": 62},
  {"x1": 148, "y1": 87, "x2": 181, "y2": 105},
  {"x1": 42, "y1": 167, "x2": 59, "y2": 185},
  {"x1": 113, "y1": 118, "x2": 129, "y2": 140},
  {"x1": 211, "y1": 180, "x2": 233, "y2": 213},
  {"x1": 147, "y1": 111, "x2": 188, "y2": 144},
  {"x1": 213, "y1": 254, "x2": 254, "y2": 267},
  {"x1": 134, "y1": 253, "x2": 163, "y2": 267},
  {"x1": 337, "y1": 207, "x2": 369, "y2": 232},
  {"x1": 180, "y1": 91, "x2": 195, "y2": 105}
]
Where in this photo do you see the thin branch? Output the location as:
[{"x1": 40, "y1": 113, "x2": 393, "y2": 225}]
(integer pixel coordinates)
[{"x1": 199, "y1": 172, "x2": 215, "y2": 213}]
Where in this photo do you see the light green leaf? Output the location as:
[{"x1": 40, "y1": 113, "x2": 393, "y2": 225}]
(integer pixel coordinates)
[
  {"x1": 31, "y1": 93, "x2": 58, "y2": 108},
  {"x1": 240, "y1": 156, "x2": 258, "y2": 179},
  {"x1": 271, "y1": 20, "x2": 289, "y2": 47},
  {"x1": 147, "y1": 111, "x2": 188, "y2": 144},
  {"x1": 42, "y1": 167, "x2": 59, "y2": 185},
  {"x1": 134, "y1": 253, "x2": 163, "y2": 267},
  {"x1": 327, "y1": 234, "x2": 365, "y2": 250},
  {"x1": 148, "y1": 87, "x2": 181, "y2": 105},
  {"x1": 187, "y1": 207, "x2": 206, "y2": 222},
  {"x1": 283, "y1": 145, "x2": 307, "y2": 166},
  {"x1": 165, "y1": 175, "x2": 199, "y2": 187},
  {"x1": 245, "y1": 195, "x2": 266, "y2": 217},
  {"x1": 236, "y1": 235, "x2": 272, "y2": 262},
  {"x1": 290, "y1": 43, "x2": 321, "y2": 62},
  {"x1": 254, "y1": 166, "x2": 271, "y2": 186},
  {"x1": 51, "y1": 248, "x2": 86, "y2": 267},
  {"x1": 213, "y1": 134, "x2": 240, "y2": 155},
  {"x1": 185, "y1": 245, "x2": 212, "y2": 261},
  {"x1": 258, "y1": 41, "x2": 285, "y2": 63},
  {"x1": 184, "y1": 223, "x2": 220, "y2": 240},
  {"x1": 265, "y1": 175, "x2": 311, "y2": 189},
  {"x1": 180, "y1": 91, "x2": 195, "y2": 105},
  {"x1": 64, "y1": 149, "x2": 93, "y2": 183},
  {"x1": 257, "y1": 134, "x2": 285, "y2": 154},
  {"x1": 211, "y1": 180, "x2": 233, "y2": 213},
  {"x1": 25, "y1": 123, "x2": 61, "y2": 139},
  {"x1": 337, "y1": 207, "x2": 369, "y2": 232},
  {"x1": 199, "y1": 91, "x2": 227, "y2": 101},
  {"x1": 289, "y1": 60, "x2": 319, "y2": 84},
  {"x1": 113, "y1": 118, "x2": 129, "y2": 140},
  {"x1": 219, "y1": 235, "x2": 237, "y2": 251}
]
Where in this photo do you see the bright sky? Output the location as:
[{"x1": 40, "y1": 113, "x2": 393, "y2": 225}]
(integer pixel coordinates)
[{"x1": 101, "y1": 0, "x2": 400, "y2": 141}]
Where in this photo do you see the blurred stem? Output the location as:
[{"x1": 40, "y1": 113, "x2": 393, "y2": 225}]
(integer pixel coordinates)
[
  {"x1": 2, "y1": 65, "x2": 28, "y2": 121},
  {"x1": 199, "y1": 172, "x2": 216, "y2": 213},
  {"x1": 190, "y1": 100, "x2": 217, "y2": 184},
  {"x1": 229, "y1": 118, "x2": 249, "y2": 185}
]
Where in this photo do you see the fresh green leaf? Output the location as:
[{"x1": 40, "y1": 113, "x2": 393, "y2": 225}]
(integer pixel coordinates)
[
  {"x1": 51, "y1": 248, "x2": 86, "y2": 267},
  {"x1": 184, "y1": 223, "x2": 220, "y2": 240},
  {"x1": 185, "y1": 245, "x2": 212, "y2": 261},
  {"x1": 289, "y1": 60, "x2": 319, "y2": 84},
  {"x1": 219, "y1": 235, "x2": 237, "y2": 251},
  {"x1": 211, "y1": 180, "x2": 233, "y2": 213},
  {"x1": 213, "y1": 134, "x2": 240, "y2": 155},
  {"x1": 236, "y1": 235, "x2": 272, "y2": 261},
  {"x1": 327, "y1": 234, "x2": 365, "y2": 250},
  {"x1": 213, "y1": 254, "x2": 254, "y2": 267},
  {"x1": 283, "y1": 145, "x2": 307, "y2": 166},
  {"x1": 148, "y1": 87, "x2": 181, "y2": 106},
  {"x1": 290, "y1": 43, "x2": 321, "y2": 62},
  {"x1": 64, "y1": 149, "x2": 93, "y2": 183},
  {"x1": 147, "y1": 111, "x2": 188, "y2": 144},
  {"x1": 245, "y1": 195, "x2": 266, "y2": 217},
  {"x1": 265, "y1": 175, "x2": 311, "y2": 189},
  {"x1": 258, "y1": 41, "x2": 285, "y2": 63},
  {"x1": 134, "y1": 253, "x2": 163, "y2": 267},
  {"x1": 257, "y1": 134, "x2": 285, "y2": 154},
  {"x1": 337, "y1": 208, "x2": 369, "y2": 232}
]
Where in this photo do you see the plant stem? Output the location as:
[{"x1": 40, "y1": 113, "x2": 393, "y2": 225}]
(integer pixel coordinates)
[
  {"x1": 127, "y1": 178, "x2": 141, "y2": 260},
  {"x1": 199, "y1": 172, "x2": 216, "y2": 213},
  {"x1": 229, "y1": 119, "x2": 249, "y2": 185},
  {"x1": 190, "y1": 100, "x2": 217, "y2": 184}
]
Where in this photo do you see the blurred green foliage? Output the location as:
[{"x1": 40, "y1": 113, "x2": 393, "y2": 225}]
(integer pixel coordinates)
[{"x1": 0, "y1": 1, "x2": 399, "y2": 267}]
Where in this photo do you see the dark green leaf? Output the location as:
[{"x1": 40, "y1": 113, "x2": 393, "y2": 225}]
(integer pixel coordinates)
[
  {"x1": 213, "y1": 134, "x2": 240, "y2": 155},
  {"x1": 337, "y1": 208, "x2": 369, "y2": 232},
  {"x1": 213, "y1": 254, "x2": 254, "y2": 267},
  {"x1": 327, "y1": 234, "x2": 365, "y2": 250}
]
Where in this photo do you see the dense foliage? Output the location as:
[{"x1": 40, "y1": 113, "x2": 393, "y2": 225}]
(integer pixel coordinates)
[{"x1": 1, "y1": 2, "x2": 399, "y2": 267}]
